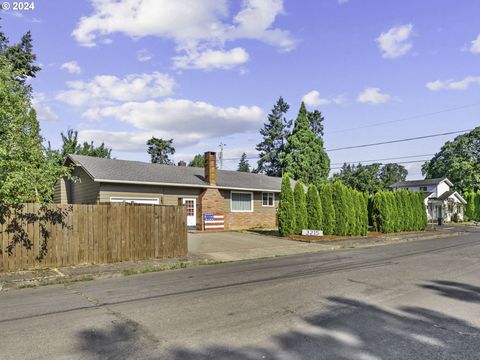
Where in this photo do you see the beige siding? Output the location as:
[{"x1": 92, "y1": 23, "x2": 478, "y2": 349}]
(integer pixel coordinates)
[
  {"x1": 99, "y1": 183, "x2": 201, "y2": 205},
  {"x1": 71, "y1": 167, "x2": 100, "y2": 204},
  {"x1": 53, "y1": 177, "x2": 70, "y2": 204}
]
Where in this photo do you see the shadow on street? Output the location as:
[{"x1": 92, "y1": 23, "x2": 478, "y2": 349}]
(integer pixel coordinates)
[{"x1": 76, "y1": 286, "x2": 480, "y2": 359}]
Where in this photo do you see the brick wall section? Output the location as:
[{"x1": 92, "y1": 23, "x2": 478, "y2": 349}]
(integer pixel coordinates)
[
  {"x1": 198, "y1": 189, "x2": 278, "y2": 230},
  {"x1": 197, "y1": 188, "x2": 225, "y2": 230},
  {"x1": 222, "y1": 190, "x2": 278, "y2": 230}
]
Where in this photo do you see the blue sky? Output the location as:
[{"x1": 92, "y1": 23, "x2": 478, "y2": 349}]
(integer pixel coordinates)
[{"x1": 2, "y1": 0, "x2": 480, "y2": 178}]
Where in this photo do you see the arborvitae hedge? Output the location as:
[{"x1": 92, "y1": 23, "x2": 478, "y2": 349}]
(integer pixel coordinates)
[
  {"x1": 306, "y1": 184, "x2": 323, "y2": 230},
  {"x1": 294, "y1": 181, "x2": 308, "y2": 233},
  {"x1": 475, "y1": 190, "x2": 480, "y2": 221},
  {"x1": 318, "y1": 183, "x2": 335, "y2": 235},
  {"x1": 280, "y1": 178, "x2": 369, "y2": 237},
  {"x1": 464, "y1": 192, "x2": 475, "y2": 220},
  {"x1": 332, "y1": 181, "x2": 349, "y2": 235},
  {"x1": 371, "y1": 190, "x2": 426, "y2": 233},
  {"x1": 278, "y1": 173, "x2": 296, "y2": 236}
]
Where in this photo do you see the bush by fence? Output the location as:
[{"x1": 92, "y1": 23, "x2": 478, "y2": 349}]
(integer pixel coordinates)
[
  {"x1": 371, "y1": 190, "x2": 427, "y2": 233},
  {"x1": 0, "y1": 203, "x2": 187, "y2": 272}
]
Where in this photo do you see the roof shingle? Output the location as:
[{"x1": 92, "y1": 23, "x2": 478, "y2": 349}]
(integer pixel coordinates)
[{"x1": 68, "y1": 154, "x2": 284, "y2": 192}]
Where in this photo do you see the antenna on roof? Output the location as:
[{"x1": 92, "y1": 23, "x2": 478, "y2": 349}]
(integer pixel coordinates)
[{"x1": 218, "y1": 142, "x2": 226, "y2": 170}]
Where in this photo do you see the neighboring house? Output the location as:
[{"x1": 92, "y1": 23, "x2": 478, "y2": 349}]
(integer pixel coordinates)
[
  {"x1": 391, "y1": 177, "x2": 466, "y2": 222},
  {"x1": 54, "y1": 152, "x2": 282, "y2": 231}
]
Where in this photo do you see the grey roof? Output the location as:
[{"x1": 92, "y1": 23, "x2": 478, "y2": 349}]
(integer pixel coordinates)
[
  {"x1": 437, "y1": 190, "x2": 456, "y2": 201},
  {"x1": 435, "y1": 190, "x2": 467, "y2": 204},
  {"x1": 68, "y1": 154, "x2": 284, "y2": 192},
  {"x1": 423, "y1": 191, "x2": 434, "y2": 199},
  {"x1": 391, "y1": 177, "x2": 452, "y2": 188}
]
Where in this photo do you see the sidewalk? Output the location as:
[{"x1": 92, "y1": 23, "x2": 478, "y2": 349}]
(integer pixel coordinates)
[{"x1": 0, "y1": 229, "x2": 461, "y2": 291}]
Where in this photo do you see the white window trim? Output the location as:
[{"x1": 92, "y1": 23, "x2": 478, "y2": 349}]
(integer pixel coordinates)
[
  {"x1": 262, "y1": 192, "x2": 275, "y2": 207},
  {"x1": 230, "y1": 191, "x2": 254, "y2": 213},
  {"x1": 110, "y1": 196, "x2": 160, "y2": 205}
]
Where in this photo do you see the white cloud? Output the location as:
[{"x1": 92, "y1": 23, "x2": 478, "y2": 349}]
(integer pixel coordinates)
[
  {"x1": 78, "y1": 99, "x2": 264, "y2": 151},
  {"x1": 136, "y1": 49, "x2": 153, "y2": 62},
  {"x1": 60, "y1": 61, "x2": 82, "y2": 74},
  {"x1": 84, "y1": 98, "x2": 264, "y2": 135},
  {"x1": 357, "y1": 87, "x2": 391, "y2": 104},
  {"x1": 376, "y1": 24, "x2": 414, "y2": 58},
  {"x1": 173, "y1": 47, "x2": 249, "y2": 70},
  {"x1": 32, "y1": 92, "x2": 59, "y2": 122},
  {"x1": 302, "y1": 90, "x2": 345, "y2": 107},
  {"x1": 56, "y1": 72, "x2": 175, "y2": 106},
  {"x1": 470, "y1": 33, "x2": 480, "y2": 54},
  {"x1": 72, "y1": 0, "x2": 294, "y2": 70},
  {"x1": 426, "y1": 76, "x2": 480, "y2": 91}
]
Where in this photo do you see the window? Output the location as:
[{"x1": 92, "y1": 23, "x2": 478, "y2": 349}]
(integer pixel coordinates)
[
  {"x1": 262, "y1": 192, "x2": 275, "y2": 207},
  {"x1": 419, "y1": 186, "x2": 428, "y2": 192},
  {"x1": 110, "y1": 197, "x2": 159, "y2": 205},
  {"x1": 231, "y1": 192, "x2": 253, "y2": 212}
]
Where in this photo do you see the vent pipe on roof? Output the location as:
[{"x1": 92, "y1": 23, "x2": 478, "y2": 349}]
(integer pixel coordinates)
[{"x1": 204, "y1": 151, "x2": 216, "y2": 185}]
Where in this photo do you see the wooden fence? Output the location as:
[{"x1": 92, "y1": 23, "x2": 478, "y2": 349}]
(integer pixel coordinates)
[{"x1": 0, "y1": 203, "x2": 187, "y2": 272}]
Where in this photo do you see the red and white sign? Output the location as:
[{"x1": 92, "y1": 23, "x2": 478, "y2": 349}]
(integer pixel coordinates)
[{"x1": 204, "y1": 213, "x2": 224, "y2": 231}]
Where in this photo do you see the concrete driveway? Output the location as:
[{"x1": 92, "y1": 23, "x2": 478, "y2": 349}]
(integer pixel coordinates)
[{"x1": 188, "y1": 231, "x2": 328, "y2": 261}]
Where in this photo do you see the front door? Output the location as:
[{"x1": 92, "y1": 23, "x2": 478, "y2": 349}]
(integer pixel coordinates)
[{"x1": 182, "y1": 198, "x2": 196, "y2": 227}]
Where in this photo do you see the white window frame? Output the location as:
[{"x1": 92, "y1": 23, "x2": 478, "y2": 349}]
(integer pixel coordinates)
[
  {"x1": 110, "y1": 196, "x2": 160, "y2": 205},
  {"x1": 262, "y1": 192, "x2": 275, "y2": 207},
  {"x1": 230, "y1": 191, "x2": 254, "y2": 213}
]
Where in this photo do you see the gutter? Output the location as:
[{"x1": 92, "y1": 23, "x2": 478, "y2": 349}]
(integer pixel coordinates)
[{"x1": 94, "y1": 178, "x2": 281, "y2": 193}]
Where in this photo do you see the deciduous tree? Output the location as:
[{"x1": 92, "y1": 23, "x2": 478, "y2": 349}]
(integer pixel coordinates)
[{"x1": 422, "y1": 127, "x2": 480, "y2": 193}]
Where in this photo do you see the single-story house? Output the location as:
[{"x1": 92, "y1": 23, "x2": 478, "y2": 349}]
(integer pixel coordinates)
[
  {"x1": 391, "y1": 177, "x2": 467, "y2": 222},
  {"x1": 54, "y1": 152, "x2": 282, "y2": 231}
]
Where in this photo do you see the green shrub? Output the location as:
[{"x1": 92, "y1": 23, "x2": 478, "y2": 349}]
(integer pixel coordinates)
[
  {"x1": 278, "y1": 173, "x2": 296, "y2": 236},
  {"x1": 332, "y1": 181, "x2": 349, "y2": 235},
  {"x1": 294, "y1": 181, "x2": 308, "y2": 234},
  {"x1": 318, "y1": 183, "x2": 335, "y2": 235},
  {"x1": 306, "y1": 184, "x2": 323, "y2": 230}
]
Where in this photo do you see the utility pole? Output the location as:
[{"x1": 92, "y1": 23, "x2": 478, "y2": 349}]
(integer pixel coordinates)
[{"x1": 218, "y1": 142, "x2": 226, "y2": 169}]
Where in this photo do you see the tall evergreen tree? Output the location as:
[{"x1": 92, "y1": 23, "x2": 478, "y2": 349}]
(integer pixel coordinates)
[
  {"x1": 306, "y1": 184, "x2": 323, "y2": 230},
  {"x1": 307, "y1": 110, "x2": 325, "y2": 137},
  {"x1": 278, "y1": 173, "x2": 296, "y2": 236},
  {"x1": 283, "y1": 102, "x2": 330, "y2": 186},
  {"x1": 60, "y1": 129, "x2": 112, "y2": 159},
  {"x1": 1, "y1": 28, "x2": 41, "y2": 84},
  {"x1": 293, "y1": 181, "x2": 307, "y2": 233},
  {"x1": 146, "y1": 137, "x2": 175, "y2": 164},
  {"x1": 256, "y1": 97, "x2": 291, "y2": 176},
  {"x1": 188, "y1": 154, "x2": 204, "y2": 168},
  {"x1": 318, "y1": 183, "x2": 335, "y2": 235},
  {"x1": 237, "y1": 153, "x2": 250, "y2": 172}
]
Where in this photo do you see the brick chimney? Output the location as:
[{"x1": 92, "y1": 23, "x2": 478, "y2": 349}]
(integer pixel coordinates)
[
  {"x1": 178, "y1": 160, "x2": 186, "y2": 167},
  {"x1": 204, "y1": 151, "x2": 216, "y2": 185}
]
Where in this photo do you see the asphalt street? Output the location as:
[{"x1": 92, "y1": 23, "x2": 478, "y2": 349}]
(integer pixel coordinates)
[{"x1": 1, "y1": 231, "x2": 479, "y2": 359}]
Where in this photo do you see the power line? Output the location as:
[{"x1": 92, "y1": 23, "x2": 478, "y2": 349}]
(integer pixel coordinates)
[
  {"x1": 326, "y1": 129, "x2": 471, "y2": 152},
  {"x1": 330, "y1": 153, "x2": 436, "y2": 166},
  {"x1": 329, "y1": 102, "x2": 480, "y2": 134},
  {"x1": 330, "y1": 159, "x2": 430, "y2": 170}
]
